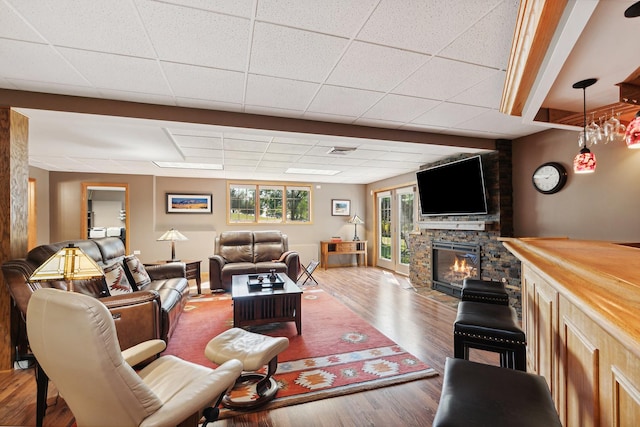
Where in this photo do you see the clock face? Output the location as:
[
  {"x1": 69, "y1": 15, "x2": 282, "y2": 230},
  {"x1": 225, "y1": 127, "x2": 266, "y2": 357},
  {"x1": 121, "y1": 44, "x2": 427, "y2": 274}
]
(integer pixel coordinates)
[{"x1": 532, "y1": 162, "x2": 567, "y2": 194}]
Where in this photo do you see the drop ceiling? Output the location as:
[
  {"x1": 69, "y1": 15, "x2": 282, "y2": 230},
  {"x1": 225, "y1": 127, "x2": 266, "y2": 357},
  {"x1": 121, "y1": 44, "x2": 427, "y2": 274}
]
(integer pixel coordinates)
[{"x1": 0, "y1": 0, "x2": 638, "y2": 184}]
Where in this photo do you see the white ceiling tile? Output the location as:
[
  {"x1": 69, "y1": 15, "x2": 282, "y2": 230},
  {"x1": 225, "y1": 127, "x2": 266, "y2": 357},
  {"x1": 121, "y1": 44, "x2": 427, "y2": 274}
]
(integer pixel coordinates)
[
  {"x1": 180, "y1": 148, "x2": 223, "y2": 158},
  {"x1": 0, "y1": 39, "x2": 88, "y2": 85},
  {"x1": 393, "y1": 57, "x2": 497, "y2": 100},
  {"x1": 361, "y1": 93, "x2": 440, "y2": 122},
  {"x1": 224, "y1": 151, "x2": 263, "y2": 161},
  {"x1": 245, "y1": 74, "x2": 319, "y2": 110},
  {"x1": 307, "y1": 85, "x2": 383, "y2": 117},
  {"x1": 137, "y1": 1, "x2": 250, "y2": 70},
  {"x1": 9, "y1": 0, "x2": 155, "y2": 57},
  {"x1": 327, "y1": 41, "x2": 427, "y2": 91},
  {"x1": 357, "y1": 0, "x2": 503, "y2": 54},
  {"x1": 449, "y1": 71, "x2": 506, "y2": 109},
  {"x1": 411, "y1": 102, "x2": 487, "y2": 128},
  {"x1": 266, "y1": 142, "x2": 312, "y2": 155},
  {"x1": 249, "y1": 22, "x2": 348, "y2": 81},
  {"x1": 224, "y1": 139, "x2": 269, "y2": 152},
  {"x1": 0, "y1": 2, "x2": 45, "y2": 42},
  {"x1": 458, "y1": 110, "x2": 547, "y2": 138},
  {"x1": 257, "y1": 0, "x2": 378, "y2": 37},
  {"x1": 225, "y1": 158, "x2": 259, "y2": 167},
  {"x1": 440, "y1": 0, "x2": 519, "y2": 69},
  {"x1": 158, "y1": 0, "x2": 255, "y2": 17},
  {"x1": 173, "y1": 135, "x2": 223, "y2": 149},
  {"x1": 162, "y1": 62, "x2": 245, "y2": 103},
  {"x1": 261, "y1": 152, "x2": 300, "y2": 162},
  {"x1": 224, "y1": 132, "x2": 272, "y2": 142},
  {"x1": 59, "y1": 48, "x2": 172, "y2": 95}
]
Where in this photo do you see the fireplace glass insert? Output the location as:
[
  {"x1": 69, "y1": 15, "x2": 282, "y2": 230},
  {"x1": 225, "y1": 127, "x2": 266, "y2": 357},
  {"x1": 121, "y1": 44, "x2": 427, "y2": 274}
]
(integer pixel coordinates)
[{"x1": 432, "y1": 241, "x2": 480, "y2": 297}]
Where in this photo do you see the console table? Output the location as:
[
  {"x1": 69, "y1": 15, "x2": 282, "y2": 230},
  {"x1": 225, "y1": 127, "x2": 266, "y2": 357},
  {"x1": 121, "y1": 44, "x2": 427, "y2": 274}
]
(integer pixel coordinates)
[
  {"x1": 320, "y1": 240, "x2": 367, "y2": 270},
  {"x1": 145, "y1": 259, "x2": 201, "y2": 294},
  {"x1": 501, "y1": 237, "x2": 640, "y2": 427}
]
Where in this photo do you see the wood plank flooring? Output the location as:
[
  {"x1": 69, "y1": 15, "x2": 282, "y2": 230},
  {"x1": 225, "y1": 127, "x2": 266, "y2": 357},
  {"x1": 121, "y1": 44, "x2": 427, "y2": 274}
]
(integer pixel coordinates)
[{"x1": 0, "y1": 267, "x2": 498, "y2": 426}]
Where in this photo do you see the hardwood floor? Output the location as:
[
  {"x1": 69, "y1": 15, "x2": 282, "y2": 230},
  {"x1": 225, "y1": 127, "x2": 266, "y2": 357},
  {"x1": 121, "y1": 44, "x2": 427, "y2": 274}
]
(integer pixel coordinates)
[{"x1": 0, "y1": 267, "x2": 498, "y2": 426}]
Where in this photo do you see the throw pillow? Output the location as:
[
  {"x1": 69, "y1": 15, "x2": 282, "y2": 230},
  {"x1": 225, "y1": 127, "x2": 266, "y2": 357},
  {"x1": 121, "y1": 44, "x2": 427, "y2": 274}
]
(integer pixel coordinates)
[
  {"x1": 123, "y1": 255, "x2": 152, "y2": 290},
  {"x1": 103, "y1": 262, "x2": 133, "y2": 295}
]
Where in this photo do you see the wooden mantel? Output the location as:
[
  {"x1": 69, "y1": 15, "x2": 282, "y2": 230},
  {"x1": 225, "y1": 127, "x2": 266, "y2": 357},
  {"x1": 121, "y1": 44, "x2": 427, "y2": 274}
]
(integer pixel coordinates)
[{"x1": 502, "y1": 237, "x2": 640, "y2": 426}]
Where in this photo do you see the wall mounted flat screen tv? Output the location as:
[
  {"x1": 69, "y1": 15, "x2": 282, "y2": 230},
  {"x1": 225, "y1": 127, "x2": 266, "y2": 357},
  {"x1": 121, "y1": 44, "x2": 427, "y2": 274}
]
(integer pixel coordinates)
[{"x1": 416, "y1": 155, "x2": 488, "y2": 216}]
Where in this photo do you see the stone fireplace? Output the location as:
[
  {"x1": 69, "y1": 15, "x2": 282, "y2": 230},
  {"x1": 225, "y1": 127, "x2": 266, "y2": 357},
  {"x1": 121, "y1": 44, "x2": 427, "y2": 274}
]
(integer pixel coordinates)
[
  {"x1": 407, "y1": 144, "x2": 523, "y2": 315},
  {"x1": 432, "y1": 241, "x2": 480, "y2": 297}
]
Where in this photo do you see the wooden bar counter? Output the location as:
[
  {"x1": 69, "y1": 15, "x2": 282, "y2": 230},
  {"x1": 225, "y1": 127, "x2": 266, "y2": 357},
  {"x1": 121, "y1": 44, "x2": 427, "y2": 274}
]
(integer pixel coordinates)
[{"x1": 502, "y1": 237, "x2": 640, "y2": 427}]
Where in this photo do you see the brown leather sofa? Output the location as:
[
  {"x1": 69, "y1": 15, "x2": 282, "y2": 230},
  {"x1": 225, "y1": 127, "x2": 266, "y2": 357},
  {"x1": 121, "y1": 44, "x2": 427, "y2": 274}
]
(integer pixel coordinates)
[
  {"x1": 209, "y1": 230, "x2": 299, "y2": 291},
  {"x1": 1, "y1": 237, "x2": 189, "y2": 353}
]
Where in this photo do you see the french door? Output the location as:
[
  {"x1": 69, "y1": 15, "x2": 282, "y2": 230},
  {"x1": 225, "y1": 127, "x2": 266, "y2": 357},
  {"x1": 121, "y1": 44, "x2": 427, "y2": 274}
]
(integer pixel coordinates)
[{"x1": 376, "y1": 186, "x2": 415, "y2": 275}]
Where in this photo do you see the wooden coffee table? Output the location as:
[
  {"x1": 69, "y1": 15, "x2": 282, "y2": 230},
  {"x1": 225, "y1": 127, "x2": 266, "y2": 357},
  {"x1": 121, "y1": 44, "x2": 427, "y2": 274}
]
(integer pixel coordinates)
[{"x1": 231, "y1": 273, "x2": 303, "y2": 335}]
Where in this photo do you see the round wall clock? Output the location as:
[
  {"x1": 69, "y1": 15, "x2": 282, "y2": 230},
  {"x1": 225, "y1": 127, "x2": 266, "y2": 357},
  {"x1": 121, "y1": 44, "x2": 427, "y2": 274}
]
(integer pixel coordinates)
[{"x1": 532, "y1": 162, "x2": 567, "y2": 194}]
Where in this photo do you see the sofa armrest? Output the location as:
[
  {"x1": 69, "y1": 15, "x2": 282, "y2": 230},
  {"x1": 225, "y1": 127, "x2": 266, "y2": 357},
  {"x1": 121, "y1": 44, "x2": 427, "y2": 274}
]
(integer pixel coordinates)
[
  {"x1": 208, "y1": 255, "x2": 227, "y2": 290},
  {"x1": 101, "y1": 290, "x2": 162, "y2": 350},
  {"x1": 145, "y1": 262, "x2": 186, "y2": 280},
  {"x1": 283, "y1": 252, "x2": 300, "y2": 282}
]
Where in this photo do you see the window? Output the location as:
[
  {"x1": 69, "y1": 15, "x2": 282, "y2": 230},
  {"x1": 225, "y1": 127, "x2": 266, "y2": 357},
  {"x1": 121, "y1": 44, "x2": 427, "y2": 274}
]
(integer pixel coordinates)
[{"x1": 228, "y1": 182, "x2": 312, "y2": 224}]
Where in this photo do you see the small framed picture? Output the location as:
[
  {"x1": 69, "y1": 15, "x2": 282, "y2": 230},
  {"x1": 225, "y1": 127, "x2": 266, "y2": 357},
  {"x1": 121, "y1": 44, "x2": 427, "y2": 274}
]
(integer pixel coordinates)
[
  {"x1": 166, "y1": 193, "x2": 212, "y2": 214},
  {"x1": 331, "y1": 199, "x2": 351, "y2": 216}
]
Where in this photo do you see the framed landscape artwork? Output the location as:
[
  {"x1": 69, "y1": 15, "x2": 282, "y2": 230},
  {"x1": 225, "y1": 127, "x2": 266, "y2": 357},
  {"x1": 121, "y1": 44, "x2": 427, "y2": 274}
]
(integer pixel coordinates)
[
  {"x1": 331, "y1": 199, "x2": 351, "y2": 216},
  {"x1": 166, "y1": 193, "x2": 212, "y2": 214}
]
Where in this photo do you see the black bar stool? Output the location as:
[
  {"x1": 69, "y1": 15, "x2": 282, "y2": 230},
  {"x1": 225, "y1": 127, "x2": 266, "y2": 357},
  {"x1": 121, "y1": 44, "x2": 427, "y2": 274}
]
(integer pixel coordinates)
[
  {"x1": 461, "y1": 278, "x2": 509, "y2": 305},
  {"x1": 433, "y1": 358, "x2": 561, "y2": 427},
  {"x1": 454, "y1": 300, "x2": 526, "y2": 371}
]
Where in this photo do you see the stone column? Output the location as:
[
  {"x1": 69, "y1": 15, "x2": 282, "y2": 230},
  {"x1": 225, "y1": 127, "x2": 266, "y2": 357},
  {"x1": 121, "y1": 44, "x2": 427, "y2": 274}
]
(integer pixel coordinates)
[{"x1": 0, "y1": 108, "x2": 29, "y2": 371}]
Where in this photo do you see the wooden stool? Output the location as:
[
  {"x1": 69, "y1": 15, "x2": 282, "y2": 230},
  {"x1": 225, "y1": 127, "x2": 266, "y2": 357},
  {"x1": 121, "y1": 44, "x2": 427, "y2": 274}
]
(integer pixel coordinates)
[
  {"x1": 462, "y1": 278, "x2": 509, "y2": 305},
  {"x1": 433, "y1": 358, "x2": 561, "y2": 427},
  {"x1": 454, "y1": 301, "x2": 526, "y2": 371},
  {"x1": 205, "y1": 328, "x2": 289, "y2": 409}
]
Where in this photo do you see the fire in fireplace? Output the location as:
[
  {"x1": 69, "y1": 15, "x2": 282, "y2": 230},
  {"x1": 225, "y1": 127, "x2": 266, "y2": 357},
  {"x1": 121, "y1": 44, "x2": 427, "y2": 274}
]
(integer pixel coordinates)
[{"x1": 432, "y1": 241, "x2": 480, "y2": 297}]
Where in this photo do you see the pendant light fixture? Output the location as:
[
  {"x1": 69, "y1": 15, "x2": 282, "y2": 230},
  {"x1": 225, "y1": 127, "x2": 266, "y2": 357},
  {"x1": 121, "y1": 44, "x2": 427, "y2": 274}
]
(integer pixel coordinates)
[
  {"x1": 625, "y1": 111, "x2": 640, "y2": 149},
  {"x1": 572, "y1": 78, "x2": 598, "y2": 174}
]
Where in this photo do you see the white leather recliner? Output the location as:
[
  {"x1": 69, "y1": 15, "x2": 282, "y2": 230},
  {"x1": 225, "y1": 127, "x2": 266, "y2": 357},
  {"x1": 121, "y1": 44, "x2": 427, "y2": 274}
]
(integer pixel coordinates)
[{"x1": 27, "y1": 288, "x2": 243, "y2": 427}]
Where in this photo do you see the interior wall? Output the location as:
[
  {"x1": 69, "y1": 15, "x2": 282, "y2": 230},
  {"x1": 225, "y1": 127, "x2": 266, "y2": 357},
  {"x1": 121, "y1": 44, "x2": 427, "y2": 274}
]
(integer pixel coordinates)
[
  {"x1": 29, "y1": 166, "x2": 50, "y2": 246},
  {"x1": 512, "y1": 128, "x2": 640, "y2": 241},
  {"x1": 44, "y1": 172, "x2": 367, "y2": 271}
]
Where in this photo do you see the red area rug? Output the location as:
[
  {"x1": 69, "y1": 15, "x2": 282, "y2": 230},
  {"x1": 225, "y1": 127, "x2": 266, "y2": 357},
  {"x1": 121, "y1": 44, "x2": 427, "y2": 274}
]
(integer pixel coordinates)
[{"x1": 163, "y1": 288, "x2": 437, "y2": 417}]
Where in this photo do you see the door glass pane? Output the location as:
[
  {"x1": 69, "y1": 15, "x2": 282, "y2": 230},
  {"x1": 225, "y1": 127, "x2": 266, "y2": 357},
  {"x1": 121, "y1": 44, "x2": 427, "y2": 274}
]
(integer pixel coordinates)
[
  {"x1": 379, "y1": 195, "x2": 392, "y2": 261},
  {"x1": 398, "y1": 191, "x2": 414, "y2": 266}
]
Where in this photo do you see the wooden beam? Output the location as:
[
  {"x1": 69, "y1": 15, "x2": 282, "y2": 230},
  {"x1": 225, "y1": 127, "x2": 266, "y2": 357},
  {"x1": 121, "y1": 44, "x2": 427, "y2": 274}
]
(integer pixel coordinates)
[{"x1": 501, "y1": 0, "x2": 568, "y2": 116}]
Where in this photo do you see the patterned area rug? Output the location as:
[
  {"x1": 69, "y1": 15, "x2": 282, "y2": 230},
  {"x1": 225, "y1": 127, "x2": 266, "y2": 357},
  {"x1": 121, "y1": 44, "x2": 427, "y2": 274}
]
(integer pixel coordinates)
[{"x1": 163, "y1": 288, "x2": 437, "y2": 418}]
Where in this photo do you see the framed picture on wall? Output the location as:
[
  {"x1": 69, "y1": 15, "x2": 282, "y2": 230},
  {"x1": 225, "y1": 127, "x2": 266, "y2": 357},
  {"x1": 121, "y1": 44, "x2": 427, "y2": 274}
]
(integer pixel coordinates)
[
  {"x1": 331, "y1": 199, "x2": 351, "y2": 216},
  {"x1": 166, "y1": 193, "x2": 212, "y2": 214}
]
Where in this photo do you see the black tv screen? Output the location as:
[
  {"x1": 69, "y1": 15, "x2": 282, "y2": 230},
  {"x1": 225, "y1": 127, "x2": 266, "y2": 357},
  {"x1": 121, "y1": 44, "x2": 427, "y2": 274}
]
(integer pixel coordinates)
[{"x1": 416, "y1": 156, "x2": 488, "y2": 216}]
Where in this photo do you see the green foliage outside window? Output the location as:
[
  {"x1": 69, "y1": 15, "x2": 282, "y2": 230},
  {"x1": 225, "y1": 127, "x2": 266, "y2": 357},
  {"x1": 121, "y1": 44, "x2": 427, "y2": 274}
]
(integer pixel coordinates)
[{"x1": 228, "y1": 182, "x2": 311, "y2": 224}]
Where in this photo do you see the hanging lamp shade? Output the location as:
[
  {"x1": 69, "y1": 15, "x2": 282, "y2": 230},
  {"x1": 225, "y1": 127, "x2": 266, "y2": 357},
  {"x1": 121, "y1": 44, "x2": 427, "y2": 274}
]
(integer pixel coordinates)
[
  {"x1": 572, "y1": 78, "x2": 598, "y2": 174},
  {"x1": 625, "y1": 111, "x2": 640, "y2": 149},
  {"x1": 573, "y1": 147, "x2": 597, "y2": 174}
]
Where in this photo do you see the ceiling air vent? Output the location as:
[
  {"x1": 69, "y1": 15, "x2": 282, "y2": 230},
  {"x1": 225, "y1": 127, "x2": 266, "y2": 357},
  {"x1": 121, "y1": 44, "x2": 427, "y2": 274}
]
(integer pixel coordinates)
[{"x1": 327, "y1": 146, "x2": 357, "y2": 155}]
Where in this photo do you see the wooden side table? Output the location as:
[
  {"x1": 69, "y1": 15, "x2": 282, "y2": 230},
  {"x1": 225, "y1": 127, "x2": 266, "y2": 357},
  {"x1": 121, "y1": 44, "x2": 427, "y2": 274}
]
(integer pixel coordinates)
[
  {"x1": 320, "y1": 240, "x2": 367, "y2": 270},
  {"x1": 145, "y1": 259, "x2": 202, "y2": 294}
]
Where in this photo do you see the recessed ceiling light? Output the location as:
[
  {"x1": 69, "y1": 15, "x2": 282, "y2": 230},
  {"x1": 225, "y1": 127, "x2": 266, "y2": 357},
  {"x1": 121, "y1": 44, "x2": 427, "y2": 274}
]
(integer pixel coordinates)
[
  {"x1": 285, "y1": 168, "x2": 341, "y2": 176},
  {"x1": 153, "y1": 162, "x2": 223, "y2": 170}
]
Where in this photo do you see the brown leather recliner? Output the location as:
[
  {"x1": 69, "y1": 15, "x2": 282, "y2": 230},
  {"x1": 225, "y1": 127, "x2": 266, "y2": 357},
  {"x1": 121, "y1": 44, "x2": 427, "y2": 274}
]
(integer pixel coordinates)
[
  {"x1": 209, "y1": 230, "x2": 299, "y2": 291},
  {"x1": 1, "y1": 237, "x2": 189, "y2": 355}
]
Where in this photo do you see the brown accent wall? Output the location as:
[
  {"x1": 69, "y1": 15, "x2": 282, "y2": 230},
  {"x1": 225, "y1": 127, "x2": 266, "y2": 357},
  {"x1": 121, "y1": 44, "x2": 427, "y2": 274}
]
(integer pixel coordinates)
[{"x1": 0, "y1": 108, "x2": 29, "y2": 371}]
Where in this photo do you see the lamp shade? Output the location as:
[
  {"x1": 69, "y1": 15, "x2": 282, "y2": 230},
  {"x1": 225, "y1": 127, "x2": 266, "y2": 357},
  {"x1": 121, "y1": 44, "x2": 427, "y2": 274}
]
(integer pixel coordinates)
[
  {"x1": 157, "y1": 228, "x2": 188, "y2": 242},
  {"x1": 30, "y1": 244, "x2": 104, "y2": 282},
  {"x1": 348, "y1": 215, "x2": 364, "y2": 225},
  {"x1": 573, "y1": 147, "x2": 597, "y2": 174},
  {"x1": 625, "y1": 113, "x2": 640, "y2": 149}
]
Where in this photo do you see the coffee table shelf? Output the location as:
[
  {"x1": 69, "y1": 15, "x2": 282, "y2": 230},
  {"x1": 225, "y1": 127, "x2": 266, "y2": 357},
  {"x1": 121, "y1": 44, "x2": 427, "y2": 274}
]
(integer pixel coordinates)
[{"x1": 231, "y1": 274, "x2": 303, "y2": 335}]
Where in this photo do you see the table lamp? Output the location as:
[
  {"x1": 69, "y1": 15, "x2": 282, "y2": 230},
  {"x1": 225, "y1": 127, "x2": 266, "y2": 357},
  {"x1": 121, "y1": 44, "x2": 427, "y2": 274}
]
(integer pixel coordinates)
[
  {"x1": 29, "y1": 244, "x2": 104, "y2": 292},
  {"x1": 157, "y1": 228, "x2": 188, "y2": 261},
  {"x1": 348, "y1": 214, "x2": 364, "y2": 241}
]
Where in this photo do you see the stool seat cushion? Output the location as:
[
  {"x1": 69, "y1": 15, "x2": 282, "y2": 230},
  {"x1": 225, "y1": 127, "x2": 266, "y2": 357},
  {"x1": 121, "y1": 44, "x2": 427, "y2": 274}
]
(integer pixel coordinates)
[
  {"x1": 462, "y1": 278, "x2": 509, "y2": 304},
  {"x1": 434, "y1": 358, "x2": 561, "y2": 427},
  {"x1": 455, "y1": 301, "x2": 525, "y2": 344},
  {"x1": 205, "y1": 328, "x2": 289, "y2": 371}
]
